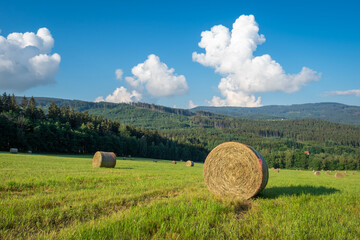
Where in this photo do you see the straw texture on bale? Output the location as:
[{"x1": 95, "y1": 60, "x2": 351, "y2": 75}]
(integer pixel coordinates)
[
  {"x1": 314, "y1": 171, "x2": 321, "y2": 175},
  {"x1": 203, "y1": 142, "x2": 269, "y2": 200},
  {"x1": 92, "y1": 151, "x2": 116, "y2": 168},
  {"x1": 186, "y1": 160, "x2": 194, "y2": 167},
  {"x1": 10, "y1": 148, "x2": 18, "y2": 154},
  {"x1": 335, "y1": 172, "x2": 345, "y2": 178}
]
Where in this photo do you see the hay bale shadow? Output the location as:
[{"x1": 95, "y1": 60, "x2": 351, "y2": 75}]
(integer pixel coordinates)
[{"x1": 259, "y1": 185, "x2": 340, "y2": 199}]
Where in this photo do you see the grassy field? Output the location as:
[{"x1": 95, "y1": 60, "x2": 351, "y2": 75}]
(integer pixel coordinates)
[{"x1": 0, "y1": 153, "x2": 359, "y2": 239}]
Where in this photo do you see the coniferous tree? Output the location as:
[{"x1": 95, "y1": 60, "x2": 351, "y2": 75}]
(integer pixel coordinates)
[{"x1": 20, "y1": 96, "x2": 28, "y2": 109}]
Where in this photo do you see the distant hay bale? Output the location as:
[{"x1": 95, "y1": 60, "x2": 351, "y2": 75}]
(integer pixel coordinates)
[
  {"x1": 203, "y1": 142, "x2": 269, "y2": 200},
  {"x1": 325, "y1": 171, "x2": 330, "y2": 175},
  {"x1": 27, "y1": 150, "x2": 32, "y2": 154},
  {"x1": 350, "y1": 172, "x2": 354, "y2": 175},
  {"x1": 335, "y1": 172, "x2": 345, "y2": 178},
  {"x1": 274, "y1": 169, "x2": 279, "y2": 173},
  {"x1": 344, "y1": 171, "x2": 348, "y2": 175},
  {"x1": 154, "y1": 160, "x2": 158, "y2": 163},
  {"x1": 92, "y1": 151, "x2": 116, "y2": 168},
  {"x1": 314, "y1": 171, "x2": 321, "y2": 175},
  {"x1": 172, "y1": 161, "x2": 177, "y2": 164},
  {"x1": 10, "y1": 148, "x2": 18, "y2": 154},
  {"x1": 186, "y1": 160, "x2": 194, "y2": 167}
]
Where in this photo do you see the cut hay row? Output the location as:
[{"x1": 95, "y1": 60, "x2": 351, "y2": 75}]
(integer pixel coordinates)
[
  {"x1": 92, "y1": 151, "x2": 116, "y2": 168},
  {"x1": 203, "y1": 142, "x2": 268, "y2": 200}
]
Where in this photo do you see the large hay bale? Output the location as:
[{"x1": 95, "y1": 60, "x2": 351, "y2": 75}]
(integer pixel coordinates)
[
  {"x1": 92, "y1": 151, "x2": 116, "y2": 168},
  {"x1": 186, "y1": 160, "x2": 194, "y2": 167},
  {"x1": 314, "y1": 171, "x2": 321, "y2": 175},
  {"x1": 203, "y1": 142, "x2": 269, "y2": 200},
  {"x1": 10, "y1": 148, "x2": 18, "y2": 154},
  {"x1": 335, "y1": 172, "x2": 345, "y2": 178}
]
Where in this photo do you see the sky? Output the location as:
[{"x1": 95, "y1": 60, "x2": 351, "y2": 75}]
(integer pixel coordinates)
[{"x1": 0, "y1": 0, "x2": 359, "y2": 108}]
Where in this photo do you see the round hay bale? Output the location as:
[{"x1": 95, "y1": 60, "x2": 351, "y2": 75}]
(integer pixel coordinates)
[
  {"x1": 172, "y1": 160, "x2": 177, "y2": 164},
  {"x1": 27, "y1": 150, "x2": 32, "y2": 154},
  {"x1": 203, "y1": 142, "x2": 269, "y2": 200},
  {"x1": 335, "y1": 172, "x2": 345, "y2": 178},
  {"x1": 10, "y1": 148, "x2": 18, "y2": 154},
  {"x1": 325, "y1": 171, "x2": 330, "y2": 175},
  {"x1": 350, "y1": 172, "x2": 354, "y2": 175},
  {"x1": 92, "y1": 151, "x2": 116, "y2": 168},
  {"x1": 186, "y1": 160, "x2": 194, "y2": 167},
  {"x1": 274, "y1": 169, "x2": 279, "y2": 173},
  {"x1": 314, "y1": 171, "x2": 321, "y2": 175}
]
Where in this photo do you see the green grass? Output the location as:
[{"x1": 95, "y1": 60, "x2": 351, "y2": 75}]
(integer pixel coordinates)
[{"x1": 0, "y1": 153, "x2": 359, "y2": 239}]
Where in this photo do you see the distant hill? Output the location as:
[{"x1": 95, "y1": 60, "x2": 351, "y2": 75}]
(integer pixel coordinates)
[
  {"x1": 193, "y1": 103, "x2": 360, "y2": 126},
  {"x1": 15, "y1": 96, "x2": 360, "y2": 126}
]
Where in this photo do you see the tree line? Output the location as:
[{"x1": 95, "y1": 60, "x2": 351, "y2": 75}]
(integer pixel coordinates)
[{"x1": 0, "y1": 93, "x2": 207, "y2": 161}]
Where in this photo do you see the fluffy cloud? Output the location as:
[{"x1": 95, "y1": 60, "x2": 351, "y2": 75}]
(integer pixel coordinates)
[
  {"x1": 0, "y1": 28, "x2": 61, "y2": 91},
  {"x1": 95, "y1": 87, "x2": 142, "y2": 103},
  {"x1": 188, "y1": 100, "x2": 198, "y2": 109},
  {"x1": 115, "y1": 69, "x2": 123, "y2": 80},
  {"x1": 96, "y1": 54, "x2": 188, "y2": 104},
  {"x1": 125, "y1": 54, "x2": 188, "y2": 97},
  {"x1": 193, "y1": 15, "x2": 320, "y2": 107},
  {"x1": 325, "y1": 89, "x2": 360, "y2": 97}
]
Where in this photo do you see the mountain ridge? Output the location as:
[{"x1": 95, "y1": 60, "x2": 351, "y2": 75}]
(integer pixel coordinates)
[{"x1": 14, "y1": 96, "x2": 360, "y2": 126}]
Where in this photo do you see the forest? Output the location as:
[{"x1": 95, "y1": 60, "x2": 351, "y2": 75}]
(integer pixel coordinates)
[
  {"x1": 0, "y1": 93, "x2": 207, "y2": 162},
  {"x1": 2, "y1": 92, "x2": 360, "y2": 170}
]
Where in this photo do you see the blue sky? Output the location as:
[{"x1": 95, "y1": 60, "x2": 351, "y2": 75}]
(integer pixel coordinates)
[{"x1": 0, "y1": 0, "x2": 359, "y2": 108}]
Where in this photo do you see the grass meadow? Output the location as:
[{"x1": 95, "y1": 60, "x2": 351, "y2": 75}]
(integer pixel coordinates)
[{"x1": 0, "y1": 152, "x2": 359, "y2": 239}]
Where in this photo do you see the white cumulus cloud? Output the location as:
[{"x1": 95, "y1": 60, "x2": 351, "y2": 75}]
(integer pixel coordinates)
[
  {"x1": 0, "y1": 28, "x2": 61, "y2": 91},
  {"x1": 126, "y1": 54, "x2": 188, "y2": 97},
  {"x1": 188, "y1": 100, "x2": 198, "y2": 109},
  {"x1": 96, "y1": 54, "x2": 188, "y2": 104},
  {"x1": 193, "y1": 15, "x2": 320, "y2": 107},
  {"x1": 95, "y1": 86, "x2": 142, "y2": 103},
  {"x1": 325, "y1": 89, "x2": 360, "y2": 97},
  {"x1": 115, "y1": 69, "x2": 123, "y2": 80}
]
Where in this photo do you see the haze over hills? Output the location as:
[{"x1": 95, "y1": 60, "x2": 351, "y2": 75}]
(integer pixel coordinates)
[
  {"x1": 193, "y1": 103, "x2": 360, "y2": 126},
  {"x1": 16, "y1": 96, "x2": 360, "y2": 127}
]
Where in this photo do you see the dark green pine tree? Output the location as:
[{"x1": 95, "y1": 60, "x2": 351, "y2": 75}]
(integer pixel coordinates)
[
  {"x1": 48, "y1": 102, "x2": 61, "y2": 120},
  {"x1": 20, "y1": 96, "x2": 28, "y2": 109}
]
